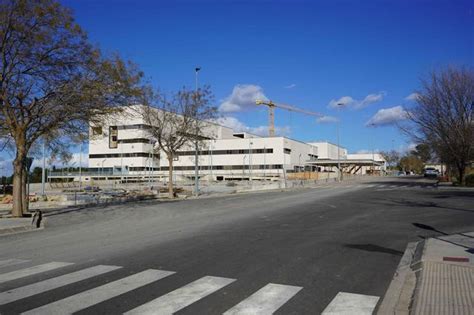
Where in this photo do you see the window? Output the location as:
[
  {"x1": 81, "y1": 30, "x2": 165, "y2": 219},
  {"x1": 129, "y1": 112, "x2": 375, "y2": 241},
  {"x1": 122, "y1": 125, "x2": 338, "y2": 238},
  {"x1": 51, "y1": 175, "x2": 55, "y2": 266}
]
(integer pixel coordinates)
[
  {"x1": 109, "y1": 126, "x2": 118, "y2": 149},
  {"x1": 284, "y1": 148, "x2": 291, "y2": 154}
]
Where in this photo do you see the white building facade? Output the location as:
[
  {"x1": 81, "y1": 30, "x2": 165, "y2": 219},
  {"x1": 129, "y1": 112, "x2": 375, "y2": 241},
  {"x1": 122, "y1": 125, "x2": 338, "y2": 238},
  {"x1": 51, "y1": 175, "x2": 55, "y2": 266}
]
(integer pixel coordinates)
[{"x1": 87, "y1": 106, "x2": 319, "y2": 181}]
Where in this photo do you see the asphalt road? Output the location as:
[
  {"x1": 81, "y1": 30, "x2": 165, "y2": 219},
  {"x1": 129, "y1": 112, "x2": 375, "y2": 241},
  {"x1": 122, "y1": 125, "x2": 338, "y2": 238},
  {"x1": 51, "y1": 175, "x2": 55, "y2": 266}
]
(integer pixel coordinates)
[{"x1": 0, "y1": 176, "x2": 473, "y2": 314}]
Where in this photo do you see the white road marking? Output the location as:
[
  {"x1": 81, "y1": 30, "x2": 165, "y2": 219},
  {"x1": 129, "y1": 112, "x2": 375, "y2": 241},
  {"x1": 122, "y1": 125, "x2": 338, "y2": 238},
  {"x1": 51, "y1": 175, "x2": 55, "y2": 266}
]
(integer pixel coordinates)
[
  {"x1": 365, "y1": 185, "x2": 375, "y2": 188},
  {"x1": 224, "y1": 283, "x2": 302, "y2": 315},
  {"x1": 322, "y1": 292, "x2": 379, "y2": 315},
  {"x1": 126, "y1": 275, "x2": 235, "y2": 315},
  {"x1": 0, "y1": 265, "x2": 121, "y2": 305},
  {"x1": 390, "y1": 185, "x2": 398, "y2": 188},
  {"x1": 22, "y1": 269, "x2": 175, "y2": 315},
  {"x1": 0, "y1": 262, "x2": 73, "y2": 284},
  {"x1": 377, "y1": 185, "x2": 386, "y2": 188},
  {"x1": 0, "y1": 259, "x2": 29, "y2": 268}
]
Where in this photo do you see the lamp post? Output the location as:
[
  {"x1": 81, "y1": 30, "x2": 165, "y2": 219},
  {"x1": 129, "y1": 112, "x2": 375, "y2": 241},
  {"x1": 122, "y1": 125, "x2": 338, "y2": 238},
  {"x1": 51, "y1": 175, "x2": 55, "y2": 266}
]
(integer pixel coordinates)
[
  {"x1": 299, "y1": 153, "x2": 302, "y2": 172},
  {"x1": 101, "y1": 158, "x2": 106, "y2": 181},
  {"x1": 369, "y1": 123, "x2": 375, "y2": 175},
  {"x1": 194, "y1": 66, "x2": 201, "y2": 196},
  {"x1": 79, "y1": 142, "x2": 82, "y2": 189},
  {"x1": 336, "y1": 103, "x2": 344, "y2": 181},
  {"x1": 263, "y1": 145, "x2": 266, "y2": 179},
  {"x1": 243, "y1": 155, "x2": 247, "y2": 179},
  {"x1": 249, "y1": 140, "x2": 253, "y2": 182},
  {"x1": 209, "y1": 140, "x2": 213, "y2": 181}
]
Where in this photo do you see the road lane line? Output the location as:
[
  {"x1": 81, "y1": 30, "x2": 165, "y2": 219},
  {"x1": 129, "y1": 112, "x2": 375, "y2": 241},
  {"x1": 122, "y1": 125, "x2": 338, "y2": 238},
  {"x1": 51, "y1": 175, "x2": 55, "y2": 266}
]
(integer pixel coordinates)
[
  {"x1": 0, "y1": 265, "x2": 121, "y2": 305},
  {"x1": 322, "y1": 292, "x2": 379, "y2": 315},
  {"x1": 223, "y1": 283, "x2": 302, "y2": 315},
  {"x1": 126, "y1": 275, "x2": 235, "y2": 315},
  {"x1": 0, "y1": 262, "x2": 73, "y2": 284},
  {"x1": 22, "y1": 269, "x2": 175, "y2": 315},
  {"x1": 0, "y1": 259, "x2": 29, "y2": 268}
]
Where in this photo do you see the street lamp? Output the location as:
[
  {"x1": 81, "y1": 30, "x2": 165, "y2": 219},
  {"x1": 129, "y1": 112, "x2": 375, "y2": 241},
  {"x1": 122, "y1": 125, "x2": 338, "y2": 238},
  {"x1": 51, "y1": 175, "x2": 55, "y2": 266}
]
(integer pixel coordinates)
[
  {"x1": 336, "y1": 103, "x2": 344, "y2": 181},
  {"x1": 101, "y1": 158, "x2": 106, "y2": 181},
  {"x1": 194, "y1": 66, "x2": 201, "y2": 196},
  {"x1": 249, "y1": 140, "x2": 253, "y2": 182},
  {"x1": 299, "y1": 153, "x2": 302, "y2": 172},
  {"x1": 369, "y1": 123, "x2": 375, "y2": 175}
]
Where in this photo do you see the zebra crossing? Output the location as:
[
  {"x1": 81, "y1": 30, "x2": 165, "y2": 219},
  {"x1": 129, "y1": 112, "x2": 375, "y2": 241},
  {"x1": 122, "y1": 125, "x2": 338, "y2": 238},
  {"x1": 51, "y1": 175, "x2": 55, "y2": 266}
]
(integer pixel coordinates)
[{"x1": 0, "y1": 258, "x2": 380, "y2": 314}]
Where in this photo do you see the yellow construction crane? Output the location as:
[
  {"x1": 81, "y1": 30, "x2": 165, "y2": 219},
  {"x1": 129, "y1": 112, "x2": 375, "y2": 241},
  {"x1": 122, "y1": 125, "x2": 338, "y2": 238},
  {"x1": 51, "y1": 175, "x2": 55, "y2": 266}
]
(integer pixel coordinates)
[{"x1": 255, "y1": 99, "x2": 324, "y2": 137}]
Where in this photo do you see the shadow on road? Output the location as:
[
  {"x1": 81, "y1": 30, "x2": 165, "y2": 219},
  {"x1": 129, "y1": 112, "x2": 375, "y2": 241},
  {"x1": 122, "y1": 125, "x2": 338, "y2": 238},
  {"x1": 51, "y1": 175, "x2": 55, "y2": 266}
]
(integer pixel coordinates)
[
  {"x1": 344, "y1": 243, "x2": 404, "y2": 256},
  {"x1": 413, "y1": 222, "x2": 474, "y2": 252},
  {"x1": 374, "y1": 197, "x2": 474, "y2": 214}
]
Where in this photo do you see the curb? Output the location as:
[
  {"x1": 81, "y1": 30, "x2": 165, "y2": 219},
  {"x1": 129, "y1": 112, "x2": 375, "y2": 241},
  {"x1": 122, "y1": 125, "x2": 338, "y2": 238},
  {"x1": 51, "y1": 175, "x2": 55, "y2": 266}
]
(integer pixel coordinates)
[
  {"x1": 377, "y1": 241, "x2": 420, "y2": 314},
  {"x1": 0, "y1": 217, "x2": 46, "y2": 237}
]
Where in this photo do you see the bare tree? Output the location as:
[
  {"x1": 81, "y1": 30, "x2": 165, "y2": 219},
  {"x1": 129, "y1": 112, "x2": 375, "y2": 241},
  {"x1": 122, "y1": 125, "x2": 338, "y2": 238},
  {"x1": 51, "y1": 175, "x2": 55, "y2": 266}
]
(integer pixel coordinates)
[
  {"x1": 404, "y1": 67, "x2": 474, "y2": 185},
  {"x1": 141, "y1": 86, "x2": 217, "y2": 198},
  {"x1": 380, "y1": 150, "x2": 401, "y2": 169},
  {"x1": 0, "y1": 0, "x2": 146, "y2": 217}
]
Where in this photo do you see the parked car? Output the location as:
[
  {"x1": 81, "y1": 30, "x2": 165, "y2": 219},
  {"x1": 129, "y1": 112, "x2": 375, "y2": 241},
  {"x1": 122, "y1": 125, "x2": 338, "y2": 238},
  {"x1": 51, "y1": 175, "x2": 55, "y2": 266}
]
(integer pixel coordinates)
[{"x1": 423, "y1": 167, "x2": 439, "y2": 178}]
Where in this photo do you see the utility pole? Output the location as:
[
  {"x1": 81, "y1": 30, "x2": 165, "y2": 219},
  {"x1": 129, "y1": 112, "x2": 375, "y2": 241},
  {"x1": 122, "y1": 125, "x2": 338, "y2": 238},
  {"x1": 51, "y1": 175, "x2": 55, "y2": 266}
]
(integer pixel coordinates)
[{"x1": 194, "y1": 66, "x2": 201, "y2": 196}]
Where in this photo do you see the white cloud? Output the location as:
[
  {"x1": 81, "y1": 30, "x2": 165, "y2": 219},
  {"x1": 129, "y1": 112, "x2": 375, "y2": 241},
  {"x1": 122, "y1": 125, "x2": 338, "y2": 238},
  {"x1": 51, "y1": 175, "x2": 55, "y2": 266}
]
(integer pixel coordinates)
[
  {"x1": 316, "y1": 115, "x2": 339, "y2": 124},
  {"x1": 328, "y1": 92, "x2": 385, "y2": 110},
  {"x1": 214, "y1": 116, "x2": 290, "y2": 137},
  {"x1": 366, "y1": 106, "x2": 409, "y2": 126},
  {"x1": 405, "y1": 93, "x2": 420, "y2": 101},
  {"x1": 284, "y1": 83, "x2": 296, "y2": 89},
  {"x1": 328, "y1": 96, "x2": 355, "y2": 108},
  {"x1": 219, "y1": 84, "x2": 268, "y2": 113}
]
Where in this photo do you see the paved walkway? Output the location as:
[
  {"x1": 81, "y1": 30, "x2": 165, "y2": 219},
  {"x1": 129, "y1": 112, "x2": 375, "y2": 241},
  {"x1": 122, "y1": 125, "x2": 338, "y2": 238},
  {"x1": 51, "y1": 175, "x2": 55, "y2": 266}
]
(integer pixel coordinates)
[
  {"x1": 379, "y1": 232, "x2": 474, "y2": 314},
  {"x1": 0, "y1": 217, "x2": 41, "y2": 235},
  {"x1": 412, "y1": 232, "x2": 474, "y2": 315}
]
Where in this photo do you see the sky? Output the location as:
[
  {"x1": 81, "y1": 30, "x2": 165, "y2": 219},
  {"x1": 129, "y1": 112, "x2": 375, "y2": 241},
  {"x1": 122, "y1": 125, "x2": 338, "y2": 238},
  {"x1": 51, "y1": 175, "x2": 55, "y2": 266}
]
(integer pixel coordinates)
[{"x1": 1, "y1": 0, "x2": 473, "y2": 174}]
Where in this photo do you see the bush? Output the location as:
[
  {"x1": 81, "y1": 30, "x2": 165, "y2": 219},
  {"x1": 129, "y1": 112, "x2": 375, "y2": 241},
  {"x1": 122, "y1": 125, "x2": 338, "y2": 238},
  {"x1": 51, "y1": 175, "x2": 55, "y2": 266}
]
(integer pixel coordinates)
[{"x1": 465, "y1": 174, "x2": 474, "y2": 187}]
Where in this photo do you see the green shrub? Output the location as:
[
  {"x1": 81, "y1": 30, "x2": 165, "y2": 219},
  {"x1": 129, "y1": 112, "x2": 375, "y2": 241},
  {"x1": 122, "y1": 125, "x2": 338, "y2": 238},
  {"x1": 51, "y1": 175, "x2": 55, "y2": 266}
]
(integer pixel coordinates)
[{"x1": 465, "y1": 174, "x2": 474, "y2": 187}]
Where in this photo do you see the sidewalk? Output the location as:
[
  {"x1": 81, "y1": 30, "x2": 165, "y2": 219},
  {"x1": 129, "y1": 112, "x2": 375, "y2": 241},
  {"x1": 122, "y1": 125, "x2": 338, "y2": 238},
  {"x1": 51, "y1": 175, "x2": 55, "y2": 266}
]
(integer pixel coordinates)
[
  {"x1": 378, "y1": 232, "x2": 474, "y2": 314},
  {"x1": 0, "y1": 216, "x2": 43, "y2": 236}
]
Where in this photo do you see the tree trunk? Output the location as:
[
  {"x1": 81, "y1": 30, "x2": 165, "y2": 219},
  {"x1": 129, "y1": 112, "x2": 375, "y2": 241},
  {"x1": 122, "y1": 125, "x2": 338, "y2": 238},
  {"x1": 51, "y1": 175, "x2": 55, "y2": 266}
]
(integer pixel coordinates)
[
  {"x1": 22, "y1": 167, "x2": 28, "y2": 214},
  {"x1": 167, "y1": 155, "x2": 174, "y2": 198},
  {"x1": 12, "y1": 157, "x2": 25, "y2": 217},
  {"x1": 457, "y1": 164, "x2": 465, "y2": 186}
]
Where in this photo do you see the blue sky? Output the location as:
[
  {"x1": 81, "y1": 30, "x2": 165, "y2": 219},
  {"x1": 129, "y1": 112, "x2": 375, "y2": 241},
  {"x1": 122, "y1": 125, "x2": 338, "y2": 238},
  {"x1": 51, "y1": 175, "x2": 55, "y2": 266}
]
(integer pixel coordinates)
[{"x1": 1, "y1": 0, "x2": 473, "y2": 173}]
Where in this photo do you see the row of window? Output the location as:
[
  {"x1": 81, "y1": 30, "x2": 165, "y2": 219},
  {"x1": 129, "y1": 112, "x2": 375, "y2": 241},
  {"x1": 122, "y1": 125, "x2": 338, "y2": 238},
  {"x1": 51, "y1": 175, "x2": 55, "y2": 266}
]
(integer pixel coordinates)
[
  {"x1": 89, "y1": 148, "x2": 276, "y2": 159},
  {"x1": 117, "y1": 124, "x2": 152, "y2": 130},
  {"x1": 175, "y1": 148, "x2": 274, "y2": 156},
  {"x1": 91, "y1": 125, "x2": 151, "y2": 137},
  {"x1": 91, "y1": 165, "x2": 284, "y2": 172},
  {"x1": 89, "y1": 153, "x2": 156, "y2": 158},
  {"x1": 118, "y1": 138, "x2": 153, "y2": 144}
]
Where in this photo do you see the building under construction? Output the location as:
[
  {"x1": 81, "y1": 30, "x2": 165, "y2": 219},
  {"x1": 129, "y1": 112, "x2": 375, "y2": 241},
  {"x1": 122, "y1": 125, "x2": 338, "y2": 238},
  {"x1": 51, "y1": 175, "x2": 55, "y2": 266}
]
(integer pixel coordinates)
[{"x1": 49, "y1": 105, "x2": 386, "y2": 183}]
